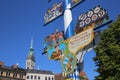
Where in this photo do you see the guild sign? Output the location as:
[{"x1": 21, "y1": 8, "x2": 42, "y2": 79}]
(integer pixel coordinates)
[
  {"x1": 44, "y1": 0, "x2": 84, "y2": 25},
  {"x1": 75, "y1": 5, "x2": 110, "y2": 34},
  {"x1": 62, "y1": 53, "x2": 77, "y2": 74}
]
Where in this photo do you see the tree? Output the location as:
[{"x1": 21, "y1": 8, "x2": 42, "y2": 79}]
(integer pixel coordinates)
[{"x1": 93, "y1": 15, "x2": 120, "y2": 80}]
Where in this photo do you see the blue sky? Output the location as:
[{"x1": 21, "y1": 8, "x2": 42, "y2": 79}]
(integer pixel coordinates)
[{"x1": 0, "y1": 0, "x2": 120, "y2": 80}]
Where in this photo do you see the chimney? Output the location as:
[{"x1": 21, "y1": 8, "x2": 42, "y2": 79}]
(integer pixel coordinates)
[
  {"x1": 0, "y1": 61, "x2": 4, "y2": 67},
  {"x1": 12, "y1": 64, "x2": 18, "y2": 69}
]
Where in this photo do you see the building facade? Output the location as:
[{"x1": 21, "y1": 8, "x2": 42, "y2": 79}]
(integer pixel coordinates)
[
  {"x1": 26, "y1": 69, "x2": 54, "y2": 80},
  {"x1": 0, "y1": 61, "x2": 26, "y2": 80}
]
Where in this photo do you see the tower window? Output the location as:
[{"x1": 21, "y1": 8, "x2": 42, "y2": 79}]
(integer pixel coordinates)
[
  {"x1": 27, "y1": 62, "x2": 30, "y2": 66},
  {"x1": 27, "y1": 67, "x2": 29, "y2": 69}
]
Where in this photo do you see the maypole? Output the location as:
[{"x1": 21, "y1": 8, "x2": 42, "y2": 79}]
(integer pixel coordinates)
[
  {"x1": 43, "y1": 0, "x2": 112, "y2": 80},
  {"x1": 63, "y1": 0, "x2": 80, "y2": 79}
]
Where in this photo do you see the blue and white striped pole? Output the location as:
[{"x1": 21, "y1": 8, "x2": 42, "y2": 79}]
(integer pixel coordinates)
[
  {"x1": 63, "y1": 0, "x2": 73, "y2": 79},
  {"x1": 63, "y1": 0, "x2": 80, "y2": 80},
  {"x1": 63, "y1": 0, "x2": 74, "y2": 39},
  {"x1": 74, "y1": 66, "x2": 80, "y2": 80},
  {"x1": 68, "y1": 67, "x2": 80, "y2": 80}
]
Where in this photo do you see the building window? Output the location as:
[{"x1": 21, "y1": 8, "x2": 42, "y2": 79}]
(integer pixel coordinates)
[
  {"x1": 52, "y1": 77, "x2": 54, "y2": 80},
  {"x1": 20, "y1": 74, "x2": 23, "y2": 79},
  {"x1": 10, "y1": 73, "x2": 13, "y2": 77},
  {"x1": 38, "y1": 76, "x2": 40, "y2": 80},
  {"x1": 27, "y1": 76, "x2": 29, "y2": 79},
  {"x1": 6, "y1": 72, "x2": 10, "y2": 77},
  {"x1": 48, "y1": 77, "x2": 50, "y2": 80},
  {"x1": 13, "y1": 73, "x2": 17, "y2": 78},
  {"x1": 31, "y1": 75, "x2": 33, "y2": 79},
  {"x1": 45, "y1": 76, "x2": 47, "y2": 80},
  {"x1": 0, "y1": 71, "x2": 3, "y2": 76},
  {"x1": 34, "y1": 75, "x2": 36, "y2": 79}
]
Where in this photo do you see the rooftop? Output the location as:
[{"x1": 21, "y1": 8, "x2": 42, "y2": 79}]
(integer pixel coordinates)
[{"x1": 26, "y1": 69, "x2": 54, "y2": 75}]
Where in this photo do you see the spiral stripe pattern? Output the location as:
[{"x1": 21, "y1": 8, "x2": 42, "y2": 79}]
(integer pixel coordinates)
[{"x1": 64, "y1": 0, "x2": 74, "y2": 39}]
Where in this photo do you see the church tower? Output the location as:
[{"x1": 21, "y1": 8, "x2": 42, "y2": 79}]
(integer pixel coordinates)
[{"x1": 26, "y1": 38, "x2": 35, "y2": 69}]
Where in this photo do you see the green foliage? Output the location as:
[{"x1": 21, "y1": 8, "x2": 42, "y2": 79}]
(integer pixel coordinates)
[{"x1": 93, "y1": 15, "x2": 120, "y2": 80}]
